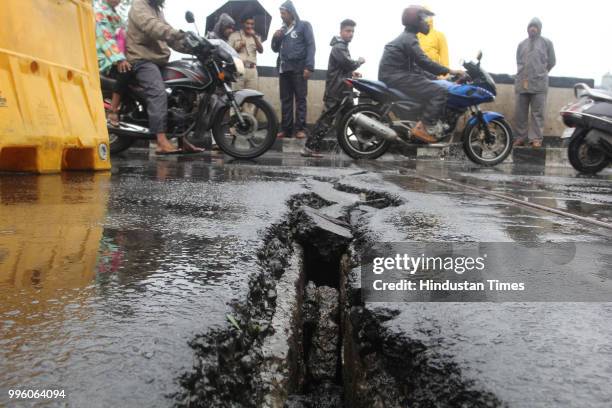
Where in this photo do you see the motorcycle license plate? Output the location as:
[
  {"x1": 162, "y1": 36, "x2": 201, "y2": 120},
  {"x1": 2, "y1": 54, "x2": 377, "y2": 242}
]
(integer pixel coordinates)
[{"x1": 561, "y1": 128, "x2": 575, "y2": 139}]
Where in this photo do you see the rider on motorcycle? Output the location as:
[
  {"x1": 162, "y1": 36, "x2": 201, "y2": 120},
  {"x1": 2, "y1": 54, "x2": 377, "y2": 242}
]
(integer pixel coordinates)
[
  {"x1": 378, "y1": 6, "x2": 465, "y2": 143},
  {"x1": 126, "y1": 0, "x2": 203, "y2": 154}
]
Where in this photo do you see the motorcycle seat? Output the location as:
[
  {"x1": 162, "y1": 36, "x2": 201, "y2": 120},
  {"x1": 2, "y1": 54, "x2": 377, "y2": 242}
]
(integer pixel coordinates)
[
  {"x1": 357, "y1": 79, "x2": 413, "y2": 101},
  {"x1": 586, "y1": 88, "x2": 612, "y2": 103}
]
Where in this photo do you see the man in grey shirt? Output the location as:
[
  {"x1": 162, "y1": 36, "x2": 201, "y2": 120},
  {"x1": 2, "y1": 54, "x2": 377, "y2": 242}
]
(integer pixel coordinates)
[{"x1": 514, "y1": 17, "x2": 556, "y2": 148}]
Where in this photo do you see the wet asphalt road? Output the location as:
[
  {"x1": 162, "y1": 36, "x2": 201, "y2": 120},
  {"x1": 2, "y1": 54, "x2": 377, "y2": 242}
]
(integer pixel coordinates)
[
  {"x1": 340, "y1": 163, "x2": 611, "y2": 407},
  {"x1": 0, "y1": 150, "x2": 611, "y2": 407}
]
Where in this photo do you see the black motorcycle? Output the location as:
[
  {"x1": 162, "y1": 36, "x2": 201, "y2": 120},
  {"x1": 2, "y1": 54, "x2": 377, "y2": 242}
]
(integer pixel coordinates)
[
  {"x1": 101, "y1": 12, "x2": 278, "y2": 159},
  {"x1": 560, "y1": 83, "x2": 612, "y2": 174}
]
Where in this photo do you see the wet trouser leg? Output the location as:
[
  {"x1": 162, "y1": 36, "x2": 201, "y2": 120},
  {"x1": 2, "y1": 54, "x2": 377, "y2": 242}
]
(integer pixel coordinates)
[
  {"x1": 133, "y1": 61, "x2": 167, "y2": 134},
  {"x1": 279, "y1": 72, "x2": 295, "y2": 134},
  {"x1": 529, "y1": 92, "x2": 547, "y2": 141},
  {"x1": 387, "y1": 75, "x2": 447, "y2": 126},
  {"x1": 293, "y1": 73, "x2": 308, "y2": 132},
  {"x1": 323, "y1": 96, "x2": 339, "y2": 112},
  {"x1": 109, "y1": 66, "x2": 133, "y2": 96},
  {"x1": 515, "y1": 92, "x2": 546, "y2": 141},
  {"x1": 305, "y1": 97, "x2": 339, "y2": 150},
  {"x1": 514, "y1": 93, "x2": 531, "y2": 140},
  {"x1": 279, "y1": 72, "x2": 308, "y2": 135}
]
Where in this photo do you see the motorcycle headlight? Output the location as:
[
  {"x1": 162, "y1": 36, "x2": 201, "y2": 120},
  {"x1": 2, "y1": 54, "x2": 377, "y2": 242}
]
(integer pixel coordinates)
[{"x1": 233, "y1": 57, "x2": 245, "y2": 77}]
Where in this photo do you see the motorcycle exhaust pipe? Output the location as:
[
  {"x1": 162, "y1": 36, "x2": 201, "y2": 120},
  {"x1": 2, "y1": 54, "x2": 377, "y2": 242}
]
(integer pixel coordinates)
[{"x1": 351, "y1": 112, "x2": 398, "y2": 142}]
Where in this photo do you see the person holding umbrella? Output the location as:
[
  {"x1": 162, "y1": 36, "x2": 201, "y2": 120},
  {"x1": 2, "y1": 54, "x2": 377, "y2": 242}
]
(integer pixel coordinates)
[
  {"x1": 229, "y1": 16, "x2": 264, "y2": 90},
  {"x1": 271, "y1": 0, "x2": 316, "y2": 139}
]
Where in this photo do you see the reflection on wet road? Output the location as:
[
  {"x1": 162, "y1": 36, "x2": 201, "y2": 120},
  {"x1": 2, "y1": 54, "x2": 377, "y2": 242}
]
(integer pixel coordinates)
[
  {"x1": 423, "y1": 161, "x2": 612, "y2": 223},
  {"x1": 0, "y1": 154, "x2": 356, "y2": 407}
]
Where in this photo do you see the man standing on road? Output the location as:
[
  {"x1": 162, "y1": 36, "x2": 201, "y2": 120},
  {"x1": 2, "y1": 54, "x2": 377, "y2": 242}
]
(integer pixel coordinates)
[
  {"x1": 302, "y1": 18, "x2": 364, "y2": 157},
  {"x1": 271, "y1": 0, "x2": 316, "y2": 140},
  {"x1": 513, "y1": 18, "x2": 556, "y2": 148},
  {"x1": 229, "y1": 16, "x2": 264, "y2": 90}
]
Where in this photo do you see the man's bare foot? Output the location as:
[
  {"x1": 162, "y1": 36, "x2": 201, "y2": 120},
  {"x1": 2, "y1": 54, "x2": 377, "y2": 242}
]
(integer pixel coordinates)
[
  {"x1": 530, "y1": 139, "x2": 543, "y2": 148},
  {"x1": 181, "y1": 139, "x2": 205, "y2": 153},
  {"x1": 156, "y1": 140, "x2": 179, "y2": 154}
]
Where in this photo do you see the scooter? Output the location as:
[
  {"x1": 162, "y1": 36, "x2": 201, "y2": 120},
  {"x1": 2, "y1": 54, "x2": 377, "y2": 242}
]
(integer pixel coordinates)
[
  {"x1": 335, "y1": 53, "x2": 514, "y2": 166},
  {"x1": 560, "y1": 83, "x2": 612, "y2": 174}
]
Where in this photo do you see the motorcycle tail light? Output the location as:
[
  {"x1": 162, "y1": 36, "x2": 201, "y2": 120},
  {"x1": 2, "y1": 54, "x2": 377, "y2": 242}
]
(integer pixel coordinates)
[{"x1": 344, "y1": 79, "x2": 354, "y2": 88}]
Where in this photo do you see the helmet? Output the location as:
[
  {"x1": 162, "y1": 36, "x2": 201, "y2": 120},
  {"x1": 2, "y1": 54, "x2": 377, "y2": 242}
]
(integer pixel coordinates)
[{"x1": 402, "y1": 5, "x2": 434, "y2": 34}]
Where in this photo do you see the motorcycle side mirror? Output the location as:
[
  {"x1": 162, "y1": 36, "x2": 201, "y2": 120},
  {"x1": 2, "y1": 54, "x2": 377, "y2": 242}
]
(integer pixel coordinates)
[
  {"x1": 476, "y1": 51, "x2": 483, "y2": 62},
  {"x1": 185, "y1": 11, "x2": 200, "y2": 35},
  {"x1": 185, "y1": 11, "x2": 195, "y2": 24}
]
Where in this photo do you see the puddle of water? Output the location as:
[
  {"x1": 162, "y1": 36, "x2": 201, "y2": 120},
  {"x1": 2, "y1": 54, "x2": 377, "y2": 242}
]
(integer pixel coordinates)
[{"x1": 0, "y1": 160, "x2": 309, "y2": 407}]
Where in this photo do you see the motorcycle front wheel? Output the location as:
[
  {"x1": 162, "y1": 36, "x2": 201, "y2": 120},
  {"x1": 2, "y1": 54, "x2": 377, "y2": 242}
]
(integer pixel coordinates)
[
  {"x1": 108, "y1": 130, "x2": 134, "y2": 155},
  {"x1": 105, "y1": 106, "x2": 134, "y2": 155},
  {"x1": 463, "y1": 118, "x2": 513, "y2": 166},
  {"x1": 212, "y1": 97, "x2": 278, "y2": 159},
  {"x1": 568, "y1": 128, "x2": 609, "y2": 174}
]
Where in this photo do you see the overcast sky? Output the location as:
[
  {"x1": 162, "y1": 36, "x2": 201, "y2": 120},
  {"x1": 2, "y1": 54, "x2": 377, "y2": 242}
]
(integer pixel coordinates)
[{"x1": 162, "y1": 0, "x2": 612, "y2": 84}]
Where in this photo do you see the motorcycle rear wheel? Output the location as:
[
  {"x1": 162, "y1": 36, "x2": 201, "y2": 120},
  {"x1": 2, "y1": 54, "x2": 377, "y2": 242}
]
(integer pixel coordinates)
[{"x1": 336, "y1": 104, "x2": 391, "y2": 160}]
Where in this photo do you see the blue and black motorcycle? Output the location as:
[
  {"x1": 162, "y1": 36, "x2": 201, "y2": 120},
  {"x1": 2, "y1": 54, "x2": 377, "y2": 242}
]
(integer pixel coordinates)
[{"x1": 337, "y1": 53, "x2": 513, "y2": 166}]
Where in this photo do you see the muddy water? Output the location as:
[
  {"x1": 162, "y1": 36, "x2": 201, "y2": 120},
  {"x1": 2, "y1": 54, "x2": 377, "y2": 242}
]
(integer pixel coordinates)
[{"x1": 0, "y1": 156, "x2": 340, "y2": 407}]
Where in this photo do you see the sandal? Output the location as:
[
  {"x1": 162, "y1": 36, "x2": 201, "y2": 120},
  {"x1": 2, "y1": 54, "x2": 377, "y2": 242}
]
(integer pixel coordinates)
[
  {"x1": 530, "y1": 140, "x2": 543, "y2": 148},
  {"x1": 513, "y1": 137, "x2": 527, "y2": 147}
]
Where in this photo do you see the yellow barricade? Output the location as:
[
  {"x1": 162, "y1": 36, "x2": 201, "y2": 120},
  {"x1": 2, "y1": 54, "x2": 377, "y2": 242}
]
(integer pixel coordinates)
[{"x1": 0, "y1": 0, "x2": 111, "y2": 173}]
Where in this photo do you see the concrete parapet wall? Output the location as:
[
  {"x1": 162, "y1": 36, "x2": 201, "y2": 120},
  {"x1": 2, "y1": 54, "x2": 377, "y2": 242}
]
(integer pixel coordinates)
[{"x1": 254, "y1": 66, "x2": 593, "y2": 137}]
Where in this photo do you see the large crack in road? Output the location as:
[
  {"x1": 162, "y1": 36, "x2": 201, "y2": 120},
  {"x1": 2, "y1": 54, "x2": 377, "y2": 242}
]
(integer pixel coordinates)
[{"x1": 176, "y1": 179, "x2": 503, "y2": 407}]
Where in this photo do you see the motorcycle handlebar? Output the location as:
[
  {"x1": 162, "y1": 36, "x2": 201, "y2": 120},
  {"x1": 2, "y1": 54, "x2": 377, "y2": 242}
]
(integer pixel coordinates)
[
  {"x1": 184, "y1": 31, "x2": 215, "y2": 56},
  {"x1": 450, "y1": 73, "x2": 472, "y2": 84}
]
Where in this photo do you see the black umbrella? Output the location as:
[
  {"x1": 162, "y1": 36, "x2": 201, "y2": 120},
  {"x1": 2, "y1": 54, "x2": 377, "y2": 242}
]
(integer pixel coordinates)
[{"x1": 206, "y1": 0, "x2": 273, "y2": 42}]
